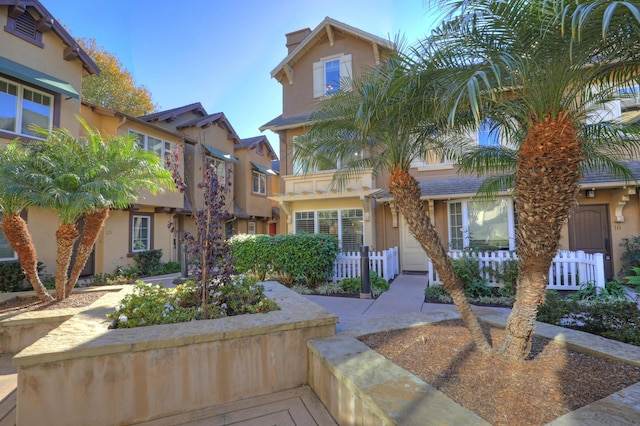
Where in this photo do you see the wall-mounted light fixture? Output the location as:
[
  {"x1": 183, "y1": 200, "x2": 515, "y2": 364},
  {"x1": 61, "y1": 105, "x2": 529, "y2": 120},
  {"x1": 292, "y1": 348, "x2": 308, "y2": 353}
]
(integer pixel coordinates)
[{"x1": 585, "y1": 189, "x2": 596, "y2": 198}]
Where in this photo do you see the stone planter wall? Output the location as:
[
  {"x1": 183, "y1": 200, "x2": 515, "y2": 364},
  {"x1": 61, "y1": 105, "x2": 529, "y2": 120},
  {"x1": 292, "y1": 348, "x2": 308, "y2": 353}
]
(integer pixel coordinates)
[
  {"x1": 307, "y1": 311, "x2": 640, "y2": 426},
  {"x1": 0, "y1": 288, "x2": 121, "y2": 355},
  {"x1": 12, "y1": 282, "x2": 337, "y2": 426}
]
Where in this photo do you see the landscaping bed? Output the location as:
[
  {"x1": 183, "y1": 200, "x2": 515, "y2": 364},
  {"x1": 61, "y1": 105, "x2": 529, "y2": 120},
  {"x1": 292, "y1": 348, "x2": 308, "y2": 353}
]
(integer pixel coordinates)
[
  {"x1": 12, "y1": 281, "x2": 338, "y2": 426},
  {"x1": 360, "y1": 318, "x2": 640, "y2": 426}
]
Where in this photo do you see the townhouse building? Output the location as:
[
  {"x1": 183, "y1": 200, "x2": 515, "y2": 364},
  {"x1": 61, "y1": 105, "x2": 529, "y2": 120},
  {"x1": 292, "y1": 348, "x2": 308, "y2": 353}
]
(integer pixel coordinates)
[{"x1": 262, "y1": 16, "x2": 640, "y2": 280}]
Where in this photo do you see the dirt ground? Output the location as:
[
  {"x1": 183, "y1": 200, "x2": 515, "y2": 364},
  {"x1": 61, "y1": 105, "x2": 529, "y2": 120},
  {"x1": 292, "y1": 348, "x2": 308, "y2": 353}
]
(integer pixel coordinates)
[
  {"x1": 0, "y1": 292, "x2": 106, "y2": 315},
  {"x1": 360, "y1": 319, "x2": 640, "y2": 426}
]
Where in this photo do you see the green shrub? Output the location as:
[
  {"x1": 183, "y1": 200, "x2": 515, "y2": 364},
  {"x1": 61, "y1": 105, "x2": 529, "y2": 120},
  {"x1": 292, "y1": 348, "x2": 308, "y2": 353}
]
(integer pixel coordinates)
[
  {"x1": 424, "y1": 285, "x2": 453, "y2": 303},
  {"x1": 339, "y1": 271, "x2": 389, "y2": 295},
  {"x1": 624, "y1": 267, "x2": 640, "y2": 292},
  {"x1": 464, "y1": 278, "x2": 492, "y2": 298},
  {"x1": 567, "y1": 280, "x2": 629, "y2": 301},
  {"x1": 116, "y1": 265, "x2": 140, "y2": 279},
  {"x1": 0, "y1": 261, "x2": 25, "y2": 292},
  {"x1": 315, "y1": 282, "x2": 344, "y2": 295},
  {"x1": 537, "y1": 292, "x2": 640, "y2": 346},
  {"x1": 485, "y1": 258, "x2": 518, "y2": 296},
  {"x1": 619, "y1": 236, "x2": 640, "y2": 279},
  {"x1": 452, "y1": 255, "x2": 482, "y2": 287},
  {"x1": 230, "y1": 233, "x2": 340, "y2": 287},
  {"x1": 160, "y1": 261, "x2": 181, "y2": 274},
  {"x1": 107, "y1": 275, "x2": 279, "y2": 328},
  {"x1": 133, "y1": 249, "x2": 163, "y2": 276}
]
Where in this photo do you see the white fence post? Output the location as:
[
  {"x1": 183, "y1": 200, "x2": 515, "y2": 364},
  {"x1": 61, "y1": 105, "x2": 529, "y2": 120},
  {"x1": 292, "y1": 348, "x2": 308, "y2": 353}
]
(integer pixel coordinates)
[
  {"x1": 334, "y1": 247, "x2": 400, "y2": 282},
  {"x1": 593, "y1": 253, "x2": 606, "y2": 292}
]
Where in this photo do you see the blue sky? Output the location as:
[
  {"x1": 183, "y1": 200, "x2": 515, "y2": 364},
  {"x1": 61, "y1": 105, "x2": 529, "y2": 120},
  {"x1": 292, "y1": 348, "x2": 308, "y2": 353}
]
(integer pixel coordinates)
[{"x1": 43, "y1": 1, "x2": 443, "y2": 156}]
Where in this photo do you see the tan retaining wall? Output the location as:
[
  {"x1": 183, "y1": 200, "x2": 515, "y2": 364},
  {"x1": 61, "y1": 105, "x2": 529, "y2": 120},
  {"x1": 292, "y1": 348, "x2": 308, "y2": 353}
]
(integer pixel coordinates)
[{"x1": 12, "y1": 282, "x2": 337, "y2": 426}]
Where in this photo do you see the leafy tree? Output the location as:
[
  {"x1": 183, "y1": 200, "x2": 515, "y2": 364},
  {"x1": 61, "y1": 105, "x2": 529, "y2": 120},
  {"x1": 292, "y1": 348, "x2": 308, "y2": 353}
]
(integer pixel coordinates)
[
  {"x1": 168, "y1": 148, "x2": 235, "y2": 313},
  {"x1": 78, "y1": 38, "x2": 158, "y2": 116},
  {"x1": 412, "y1": 0, "x2": 640, "y2": 359}
]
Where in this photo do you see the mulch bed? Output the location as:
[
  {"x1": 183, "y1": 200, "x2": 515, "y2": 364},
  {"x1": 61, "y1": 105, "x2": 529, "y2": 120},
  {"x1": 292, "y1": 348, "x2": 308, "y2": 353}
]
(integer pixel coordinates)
[{"x1": 360, "y1": 319, "x2": 640, "y2": 426}]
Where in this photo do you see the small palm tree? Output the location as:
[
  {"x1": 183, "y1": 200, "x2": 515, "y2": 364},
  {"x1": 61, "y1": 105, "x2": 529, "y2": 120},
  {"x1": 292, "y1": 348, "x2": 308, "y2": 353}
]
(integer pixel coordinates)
[
  {"x1": 65, "y1": 122, "x2": 174, "y2": 295},
  {"x1": 295, "y1": 56, "x2": 493, "y2": 352},
  {"x1": 0, "y1": 143, "x2": 53, "y2": 302},
  {"x1": 414, "y1": 0, "x2": 640, "y2": 359}
]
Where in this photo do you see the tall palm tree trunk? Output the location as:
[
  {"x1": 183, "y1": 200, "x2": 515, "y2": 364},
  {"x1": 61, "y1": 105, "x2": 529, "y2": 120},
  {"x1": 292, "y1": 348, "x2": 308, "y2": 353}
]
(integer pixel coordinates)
[
  {"x1": 55, "y1": 224, "x2": 80, "y2": 300},
  {"x1": 500, "y1": 113, "x2": 582, "y2": 360},
  {"x1": 389, "y1": 169, "x2": 492, "y2": 353},
  {"x1": 1, "y1": 214, "x2": 53, "y2": 302},
  {"x1": 66, "y1": 208, "x2": 109, "y2": 296}
]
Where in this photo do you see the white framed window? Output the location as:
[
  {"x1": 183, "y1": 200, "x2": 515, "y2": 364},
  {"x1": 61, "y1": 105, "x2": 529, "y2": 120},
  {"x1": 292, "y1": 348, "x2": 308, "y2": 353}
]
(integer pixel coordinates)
[
  {"x1": 131, "y1": 214, "x2": 151, "y2": 252},
  {"x1": 294, "y1": 209, "x2": 364, "y2": 252},
  {"x1": 447, "y1": 198, "x2": 515, "y2": 251},
  {"x1": 619, "y1": 85, "x2": 640, "y2": 123},
  {"x1": 208, "y1": 157, "x2": 226, "y2": 182},
  {"x1": 0, "y1": 78, "x2": 53, "y2": 137},
  {"x1": 128, "y1": 130, "x2": 175, "y2": 169},
  {"x1": 248, "y1": 221, "x2": 256, "y2": 235},
  {"x1": 0, "y1": 213, "x2": 17, "y2": 261},
  {"x1": 313, "y1": 54, "x2": 352, "y2": 98},
  {"x1": 252, "y1": 170, "x2": 266, "y2": 195}
]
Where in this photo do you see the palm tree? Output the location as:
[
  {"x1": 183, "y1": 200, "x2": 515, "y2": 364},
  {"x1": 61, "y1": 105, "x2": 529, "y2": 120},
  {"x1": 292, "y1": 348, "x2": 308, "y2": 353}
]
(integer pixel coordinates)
[
  {"x1": 24, "y1": 128, "x2": 106, "y2": 300},
  {"x1": 0, "y1": 143, "x2": 53, "y2": 302},
  {"x1": 295, "y1": 57, "x2": 493, "y2": 353},
  {"x1": 66, "y1": 122, "x2": 173, "y2": 296},
  {"x1": 413, "y1": 0, "x2": 640, "y2": 359}
]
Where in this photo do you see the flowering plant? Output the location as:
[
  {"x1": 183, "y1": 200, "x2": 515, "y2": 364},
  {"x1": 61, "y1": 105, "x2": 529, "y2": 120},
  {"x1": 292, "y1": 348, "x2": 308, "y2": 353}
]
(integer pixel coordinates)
[{"x1": 107, "y1": 275, "x2": 278, "y2": 329}]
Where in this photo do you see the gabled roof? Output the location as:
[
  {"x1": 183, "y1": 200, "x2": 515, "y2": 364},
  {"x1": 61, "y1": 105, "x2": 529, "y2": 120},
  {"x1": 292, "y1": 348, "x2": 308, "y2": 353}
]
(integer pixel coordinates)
[
  {"x1": 259, "y1": 112, "x2": 312, "y2": 132},
  {"x1": 0, "y1": 0, "x2": 99, "y2": 75},
  {"x1": 236, "y1": 135, "x2": 278, "y2": 160},
  {"x1": 140, "y1": 102, "x2": 206, "y2": 123},
  {"x1": 271, "y1": 16, "x2": 395, "y2": 84},
  {"x1": 82, "y1": 101, "x2": 198, "y2": 145},
  {"x1": 140, "y1": 103, "x2": 242, "y2": 144}
]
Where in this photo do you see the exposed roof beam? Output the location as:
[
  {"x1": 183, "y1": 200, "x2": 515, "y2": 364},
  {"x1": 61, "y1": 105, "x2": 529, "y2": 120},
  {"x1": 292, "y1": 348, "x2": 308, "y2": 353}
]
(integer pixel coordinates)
[
  {"x1": 325, "y1": 24, "x2": 334, "y2": 46},
  {"x1": 283, "y1": 64, "x2": 293, "y2": 85},
  {"x1": 372, "y1": 42, "x2": 380, "y2": 64}
]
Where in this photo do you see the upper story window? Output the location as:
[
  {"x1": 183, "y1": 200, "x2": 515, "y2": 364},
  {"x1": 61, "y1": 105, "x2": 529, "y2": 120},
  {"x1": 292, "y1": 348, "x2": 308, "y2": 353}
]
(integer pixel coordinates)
[
  {"x1": 478, "y1": 119, "x2": 500, "y2": 147},
  {"x1": 0, "y1": 78, "x2": 52, "y2": 138},
  {"x1": 5, "y1": 8, "x2": 44, "y2": 47},
  {"x1": 252, "y1": 169, "x2": 266, "y2": 195},
  {"x1": 128, "y1": 130, "x2": 175, "y2": 169},
  {"x1": 208, "y1": 157, "x2": 226, "y2": 182},
  {"x1": 619, "y1": 86, "x2": 640, "y2": 123},
  {"x1": 313, "y1": 54, "x2": 352, "y2": 98}
]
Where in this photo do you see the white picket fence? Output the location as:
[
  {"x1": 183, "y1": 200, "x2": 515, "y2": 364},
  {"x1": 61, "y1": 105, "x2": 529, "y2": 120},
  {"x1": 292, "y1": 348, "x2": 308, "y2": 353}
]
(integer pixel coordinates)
[
  {"x1": 333, "y1": 247, "x2": 400, "y2": 282},
  {"x1": 428, "y1": 250, "x2": 606, "y2": 291}
]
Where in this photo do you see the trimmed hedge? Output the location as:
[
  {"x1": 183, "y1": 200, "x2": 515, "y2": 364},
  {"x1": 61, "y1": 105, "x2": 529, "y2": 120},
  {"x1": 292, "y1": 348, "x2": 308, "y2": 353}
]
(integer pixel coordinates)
[{"x1": 229, "y1": 233, "x2": 340, "y2": 287}]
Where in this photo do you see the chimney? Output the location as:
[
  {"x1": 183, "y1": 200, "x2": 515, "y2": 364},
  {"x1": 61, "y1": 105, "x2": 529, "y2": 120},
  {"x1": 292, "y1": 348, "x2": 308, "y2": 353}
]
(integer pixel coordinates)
[{"x1": 286, "y1": 28, "x2": 311, "y2": 53}]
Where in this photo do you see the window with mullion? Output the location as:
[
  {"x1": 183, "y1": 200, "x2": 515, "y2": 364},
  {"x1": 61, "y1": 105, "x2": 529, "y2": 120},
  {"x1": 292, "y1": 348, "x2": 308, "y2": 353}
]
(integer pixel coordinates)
[
  {"x1": 0, "y1": 78, "x2": 52, "y2": 137},
  {"x1": 131, "y1": 214, "x2": 151, "y2": 252},
  {"x1": 252, "y1": 170, "x2": 266, "y2": 195}
]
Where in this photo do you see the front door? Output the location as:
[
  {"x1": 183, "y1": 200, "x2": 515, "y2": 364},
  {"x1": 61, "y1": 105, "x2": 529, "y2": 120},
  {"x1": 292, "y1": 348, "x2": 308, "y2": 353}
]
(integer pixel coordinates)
[
  {"x1": 567, "y1": 204, "x2": 613, "y2": 280},
  {"x1": 400, "y1": 217, "x2": 429, "y2": 272}
]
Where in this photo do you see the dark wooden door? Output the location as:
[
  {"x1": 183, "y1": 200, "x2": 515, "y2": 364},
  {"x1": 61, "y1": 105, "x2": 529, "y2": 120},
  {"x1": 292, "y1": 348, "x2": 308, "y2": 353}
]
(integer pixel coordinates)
[{"x1": 568, "y1": 204, "x2": 612, "y2": 279}]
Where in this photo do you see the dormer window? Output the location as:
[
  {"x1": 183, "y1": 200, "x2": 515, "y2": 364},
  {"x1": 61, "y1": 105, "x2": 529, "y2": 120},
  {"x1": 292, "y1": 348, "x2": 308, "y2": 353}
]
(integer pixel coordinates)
[
  {"x1": 5, "y1": 8, "x2": 44, "y2": 47},
  {"x1": 313, "y1": 54, "x2": 352, "y2": 98}
]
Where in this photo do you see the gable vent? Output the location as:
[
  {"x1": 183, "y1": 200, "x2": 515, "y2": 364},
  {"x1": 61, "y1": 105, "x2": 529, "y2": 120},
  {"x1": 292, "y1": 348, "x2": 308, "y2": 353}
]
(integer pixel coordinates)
[{"x1": 15, "y1": 12, "x2": 37, "y2": 40}]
